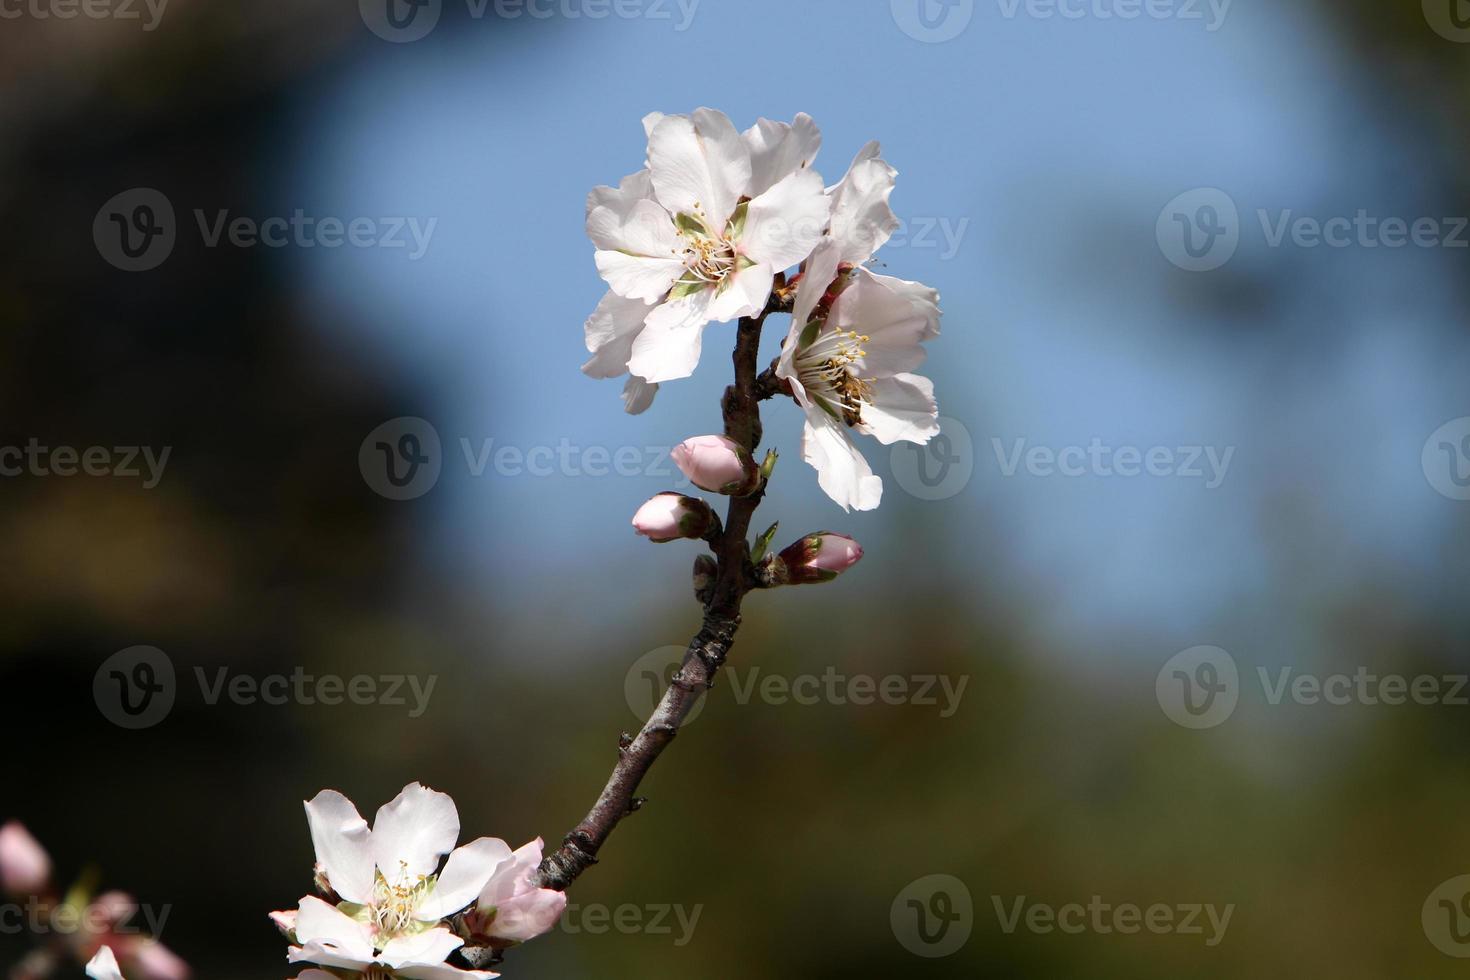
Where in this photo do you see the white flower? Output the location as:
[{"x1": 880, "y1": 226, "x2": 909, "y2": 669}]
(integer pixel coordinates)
[
  {"x1": 280, "y1": 783, "x2": 508, "y2": 979},
  {"x1": 584, "y1": 109, "x2": 830, "y2": 407},
  {"x1": 777, "y1": 239, "x2": 941, "y2": 511},
  {"x1": 86, "y1": 947, "x2": 124, "y2": 980}
]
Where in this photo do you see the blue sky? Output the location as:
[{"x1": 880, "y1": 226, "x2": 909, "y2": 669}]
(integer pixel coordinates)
[{"x1": 272, "y1": 0, "x2": 1470, "y2": 664}]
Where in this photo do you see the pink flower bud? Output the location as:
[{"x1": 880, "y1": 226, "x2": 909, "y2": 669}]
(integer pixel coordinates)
[
  {"x1": 632, "y1": 492, "x2": 715, "y2": 543},
  {"x1": 0, "y1": 822, "x2": 51, "y2": 896},
  {"x1": 670, "y1": 435, "x2": 760, "y2": 495},
  {"x1": 776, "y1": 532, "x2": 864, "y2": 584}
]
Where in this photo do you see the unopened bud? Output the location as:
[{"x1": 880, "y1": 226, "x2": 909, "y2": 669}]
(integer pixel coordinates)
[
  {"x1": 0, "y1": 822, "x2": 51, "y2": 896},
  {"x1": 671, "y1": 435, "x2": 760, "y2": 495},
  {"x1": 775, "y1": 532, "x2": 864, "y2": 585},
  {"x1": 632, "y1": 492, "x2": 716, "y2": 543}
]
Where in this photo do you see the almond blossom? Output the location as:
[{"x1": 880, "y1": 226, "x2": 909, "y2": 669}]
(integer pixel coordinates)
[
  {"x1": 776, "y1": 238, "x2": 942, "y2": 511},
  {"x1": 583, "y1": 109, "x2": 830, "y2": 409},
  {"x1": 275, "y1": 783, "x2": 508, "y2": 979}
]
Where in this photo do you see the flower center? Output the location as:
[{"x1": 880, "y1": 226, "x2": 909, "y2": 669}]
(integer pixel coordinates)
[
  {"x1": 372, "y1": 864, "x2": 429, "y2": 940},
  {"x1": 797, "y1": 328, "x2": 871, "y2": 426},
  {"x1": 672, "y1": 205, "x2": 738, "y2": 288}
]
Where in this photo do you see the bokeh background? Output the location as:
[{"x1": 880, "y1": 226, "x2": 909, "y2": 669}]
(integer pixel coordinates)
[{"x1": 4, "y1": 0, "x2": 1470, "y2": 976}]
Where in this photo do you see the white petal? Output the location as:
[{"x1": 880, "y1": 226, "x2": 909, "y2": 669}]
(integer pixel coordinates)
[
  {"x1": 293, "y1": 895, "x2": 377, "y2": 964},
  {"x1": 594, "y1": 250, "x2": 683, "y2": 303},
  {"x1": 621, "y1": 376, "x2": 659, "y2": 415},
  {"x1": 304, "y1": 791, "x2": 375, "y2": 905},
  {"x1": 741, "y1": 168, "x2": 830, "y2": 272},
  {"x1": 647, "y1": 109, "x2": 751, "y2": 227},
  {"x1": 831, "y1": 268, "x2": 937, "y2": 378},
  {"x1": 707, "y1": 263, "x2": 774, "y2": 323},
  {"x1": 857, "y1": 374, "x2": 939, "y2": 446},
  {"x1": 787, "y1": 239, "x2": 846, "y2": 346},
  {"x1": 863, "y1": 270, "x2": 942, "y2": 339},
  {"x1": 396, "y1": 965, "x2": 500, "y2": 980},
  {"x1": 582, "y1": 291, "x2": 654, "y2": 378},
  {"x1": 743, "y1": 112, "x2": 822, "y2": 198},
  {"x1": 585, "y1": 169, "x2": 653, "y2": 220},
  {"x1": 380, "y1": 927, "x2": 465, "y2": 968},
  {"x1": 802, "y1": 410, "x2": 882, "y2": 512},
  {"x1": 85, "y1": 947, "x2": 124, "y2": 980},
  {"x1": 641, "y1": 111, "x2": 667, "y2": 139},
  {"x1": 416, "y1": 838, "x2": 512, "y2": 921},
  {"x1": 827, "y1": 143, "x2": 900, "y2": 265},
  {"x1": 372, "y1": 783, "x2": 460, "y2": 882},
  {"x1": 627, "y1": 290, "x2": 713, "y2": 384},
  {"x1": 290, "y1": 943, "x2": 377, "y2": 972},
  {"x1": 586, "y1": 197, "x2": 679, "y2": 254}
]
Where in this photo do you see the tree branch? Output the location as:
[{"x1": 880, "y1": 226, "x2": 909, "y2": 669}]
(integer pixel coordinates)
[{"x1": 536, "y1": 298, "x2": 781, "y2": 892}]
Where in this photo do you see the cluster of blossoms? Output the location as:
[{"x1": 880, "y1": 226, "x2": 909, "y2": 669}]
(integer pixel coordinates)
[
  {"x1": 269, "y1": 783, "x2": 565, "y2": 979},
  {"x1": 584, "y1": 108, "x2": 942, "y2": 512},
  {"x1": 0, "y1": 821, "x2": 188, "y2": 980}
]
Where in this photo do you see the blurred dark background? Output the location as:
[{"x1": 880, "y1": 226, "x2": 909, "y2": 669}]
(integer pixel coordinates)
[{"x1": 3, "y1": 0, "x2": 1470, "y2": 976}]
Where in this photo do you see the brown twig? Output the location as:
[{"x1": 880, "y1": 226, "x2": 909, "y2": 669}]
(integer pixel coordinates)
[{"x1": 535, "y1": 295, "x2": 784, "y2": 892}]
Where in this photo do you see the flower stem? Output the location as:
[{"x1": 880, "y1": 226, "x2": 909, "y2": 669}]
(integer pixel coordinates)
[{"x1": 535, "y1": 298, "x2": 782, "y2": 892}]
